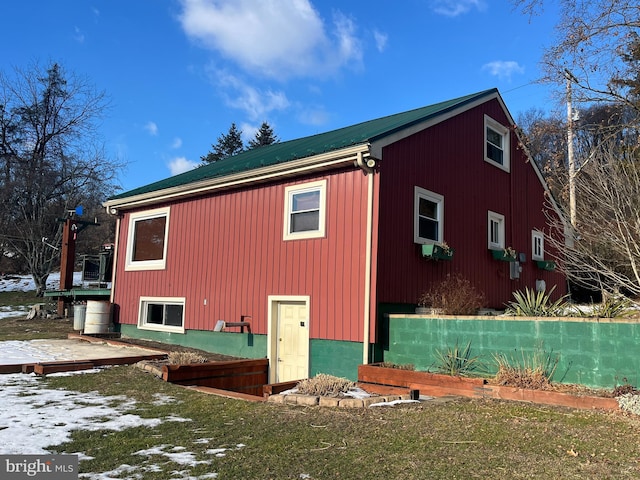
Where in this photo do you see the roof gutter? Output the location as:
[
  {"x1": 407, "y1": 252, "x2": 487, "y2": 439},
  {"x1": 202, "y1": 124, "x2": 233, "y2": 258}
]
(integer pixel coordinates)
[{"x1": 104, "y1": 144, "x2": 371, "y2": 213}]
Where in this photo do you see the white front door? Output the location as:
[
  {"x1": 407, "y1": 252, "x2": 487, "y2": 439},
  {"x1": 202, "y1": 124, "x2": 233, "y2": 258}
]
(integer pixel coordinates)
[{"x1": 276, "y1": 301, "x2": 309, "y2": 382}]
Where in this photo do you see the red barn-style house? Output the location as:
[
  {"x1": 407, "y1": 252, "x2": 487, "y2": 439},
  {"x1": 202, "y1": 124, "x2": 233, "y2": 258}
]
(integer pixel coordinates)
[{"x1": 104, "y1": 89, "x2": 566, "y2": 382}]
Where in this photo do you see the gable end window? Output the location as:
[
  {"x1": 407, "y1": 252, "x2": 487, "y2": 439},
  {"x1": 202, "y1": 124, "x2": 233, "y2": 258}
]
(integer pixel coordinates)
[
  {"x1": 414, "y1": 186, "x2": 444, "y2": 244},
  {"x1": 532, "y1": 230, "x2": 544, "y2": 260},
  {"x1": 488, "y1": 211, "x2": 505, "y2": 250},
  {"x1": 484, "y1": 115, "x2": 510, "y2": 172},
  {"x1": 283, "y1": 180, "x2": 327, "y2": 240},
  {"x1": 125, "y1": 207, "x2": 170, "y2": 271},
  {"x1": 138, "y1": 296, "x2": 185, "y2": 333}
]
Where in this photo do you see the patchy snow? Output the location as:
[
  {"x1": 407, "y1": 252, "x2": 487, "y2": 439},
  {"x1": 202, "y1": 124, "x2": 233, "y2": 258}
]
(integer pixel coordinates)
[
  {"x1": 369, "y1": 399, "x2": 421, "y2": 407},
  {"x1": 0, "y1": 371, "x2": 235, "y2": 480},
  {"x1": 0, "y1": 372, "x2": 163, "y2": 455},
  {"x1": 0, "y1": 272, "x2": 84, "y2": 319}
]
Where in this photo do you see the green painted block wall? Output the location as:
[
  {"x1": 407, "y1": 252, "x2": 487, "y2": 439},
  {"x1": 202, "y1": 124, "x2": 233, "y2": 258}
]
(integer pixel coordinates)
[
  {"x1": 383, "y1": 315, "x2": 640, "y2": 388},
  {"x1": 119, "y1": 326, "x2": 363, "y2": 380},
  {"x1": 119, "y1": 324, "x2": 267, "y2": 359},
  {"x1": 310, "y1": 339, "x2": 363, "y2": 380}
]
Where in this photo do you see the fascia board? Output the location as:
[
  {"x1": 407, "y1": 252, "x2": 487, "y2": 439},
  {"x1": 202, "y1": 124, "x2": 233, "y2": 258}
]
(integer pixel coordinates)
[{"x1": 104, "y1": 143, "x2": 370, "y2": 211}]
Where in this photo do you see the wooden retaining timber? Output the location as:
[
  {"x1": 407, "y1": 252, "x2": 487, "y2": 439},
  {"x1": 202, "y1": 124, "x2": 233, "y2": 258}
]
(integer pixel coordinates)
[
  {"x1": 32, "y1": 353, "x2": 168, "y2": 375},
  {"x1": 358, "y1": 363, "x2": 620, "y2": 411},
  {"x1": 162, "y1": 358, "x2": 269, "y2": 398}
]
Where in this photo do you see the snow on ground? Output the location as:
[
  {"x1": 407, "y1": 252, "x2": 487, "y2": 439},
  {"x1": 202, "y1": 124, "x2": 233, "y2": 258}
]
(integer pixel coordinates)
[
  {"x1": 0, "y1": 272, "x2": 83, "y2": 319},
  {"x1": 0, "y1": 275, "x2": 244, "y2": 479},
  {"x1": 0, "y1": 371, "x2": 238, "y2": 480}
]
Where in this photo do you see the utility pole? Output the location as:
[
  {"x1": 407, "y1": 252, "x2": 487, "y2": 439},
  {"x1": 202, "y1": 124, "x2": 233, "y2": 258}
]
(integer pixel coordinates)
[{"x1": 565, "y1": 69, "x2": 577, "y2": 228}]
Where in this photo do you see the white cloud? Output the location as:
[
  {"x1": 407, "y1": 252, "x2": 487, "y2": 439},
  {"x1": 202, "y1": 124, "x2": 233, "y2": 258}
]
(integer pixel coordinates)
[
  {"x1": 168, "y1": 156, "x2": 199, "y2": 175},
  {"x1": 178, "y1": 0, "x2": 362, "y2": 79},
  {"x1": 214, "y1": 70, "x2": 290, "y2": 120},
  {"x1": 74, "y1": 27, "x2": 85, "y2": 43},
  {"x1": 431, "y1": 0, "x2": 486, "y2": 17},
  {"x1": 240, "y1": 122, "x2": 259, "y2": 145},
  {"x1": 297, "y1": 105, "x2": 329, "y2": 126},
  {"x1": 482, "y1": 60, "x2": 525, "y2": 81},
  {"x1": 171, "y1": 137, "x2": 183, "y2": 149},
  {"x1": 144, "y1": 121, "x2": 159, "y2": 136},
  {"x1": 373, "y1": 30, "x2": 388, "y2": 53}
]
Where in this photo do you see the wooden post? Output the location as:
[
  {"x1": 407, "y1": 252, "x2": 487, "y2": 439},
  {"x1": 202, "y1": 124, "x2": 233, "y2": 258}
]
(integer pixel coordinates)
[{"x1": 57, "y1": 218, "x2": 77, "y2": 316}]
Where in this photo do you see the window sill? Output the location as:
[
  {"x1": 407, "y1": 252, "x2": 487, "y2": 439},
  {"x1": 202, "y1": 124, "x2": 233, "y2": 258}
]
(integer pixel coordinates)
[{"x1": 138, "y1": 324, "x2": 185, "y2": 334}]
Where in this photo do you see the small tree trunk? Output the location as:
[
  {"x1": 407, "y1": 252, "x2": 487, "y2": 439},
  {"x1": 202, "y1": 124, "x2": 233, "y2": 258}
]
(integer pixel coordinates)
[{"x1": 33, "y1": 273, "x2": 49, "y2": 297}]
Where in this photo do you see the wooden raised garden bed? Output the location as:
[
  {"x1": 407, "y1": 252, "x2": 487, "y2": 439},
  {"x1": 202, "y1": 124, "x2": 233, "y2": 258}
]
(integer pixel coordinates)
[{"x1": 358, "y1": 363, "x2": 619, "y2": 411}]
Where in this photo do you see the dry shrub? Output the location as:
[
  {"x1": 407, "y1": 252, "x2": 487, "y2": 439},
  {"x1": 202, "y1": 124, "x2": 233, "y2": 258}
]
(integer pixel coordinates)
[
  {"x1": 296, "y1": 374, "x2": 355, "y2": 397},
  {"x1": 167, "y1": 351, "x2": 208, "y2": 365},
  {"x1": 493, "y1": 347, "x2": 558, "y2": 390},
  {"x1": 418, "y1": 274, "x2": 485, "y2": 315},
  {"x1": 494, "y1": 363, "x2": 552, "y2": 390}
]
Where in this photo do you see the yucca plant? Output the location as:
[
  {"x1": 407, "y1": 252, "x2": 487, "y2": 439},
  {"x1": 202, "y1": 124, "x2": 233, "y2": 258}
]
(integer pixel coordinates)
[
  {"x1": 589, "y1": 294, "x2": 635, "y2": 318},
  {"x1": 434, "y1": 340, "x2": 484, "y2": 377},
  {"x1": 504, "y1": 286, "x2": 571, "y2": 317}
]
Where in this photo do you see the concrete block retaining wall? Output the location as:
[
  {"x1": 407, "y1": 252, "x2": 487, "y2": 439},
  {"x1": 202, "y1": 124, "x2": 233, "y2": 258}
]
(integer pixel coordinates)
[{"x1": 384, "y1": 314, "x2": 640, "y2": 389}]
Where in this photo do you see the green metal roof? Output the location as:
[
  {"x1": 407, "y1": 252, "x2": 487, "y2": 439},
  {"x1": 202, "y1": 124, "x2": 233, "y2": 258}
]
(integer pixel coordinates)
[{"x1": 109, "y1": 88, "x2": 498, "y2": 201}]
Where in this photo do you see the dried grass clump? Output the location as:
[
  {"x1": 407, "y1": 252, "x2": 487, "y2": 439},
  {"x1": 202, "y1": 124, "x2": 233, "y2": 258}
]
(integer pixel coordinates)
[
  {"x1": 494, "y1": 363, "x2": 553, "y2": 390},
  {"x1": 296, "y1": 374, "x2": 355, "y2": 397},
  {"x1": 167, "y1": 351, "x2": 208, "y2": 365},
  {"x1": 493, "y1": 347, "x2": 559, "y2": 390},
  {"x1": 418, "y1": 274, "x2": 485, "y2": 315}
]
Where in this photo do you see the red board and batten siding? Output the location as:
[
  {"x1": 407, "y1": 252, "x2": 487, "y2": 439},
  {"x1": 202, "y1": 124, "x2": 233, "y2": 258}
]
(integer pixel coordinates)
[
  {"x1": 112, "y1": 168, "x2": 371, "y2": 342},
  {"x1": 375, "y1": 99, "x2": 566, "y2": 308}
]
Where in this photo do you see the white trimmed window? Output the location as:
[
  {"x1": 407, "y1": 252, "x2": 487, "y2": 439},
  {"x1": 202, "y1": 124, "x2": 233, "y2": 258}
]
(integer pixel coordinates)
[
  {"x1": 283, "y1": 180, "x2": 327, "y2": 240},
  {"x1": 484, "y1": 115, "x2": 510, "y2": 172},
  {"x1": 138, "y1": 297, "x2": 185, "y2": 333},
  {"x1": 532, "y1": 230, "x2": 545, "y2": 261},
  {"x1": 414, "y1": 187, "x2": 444, "y2": 244},
  {"x1": 488, "y1": 211, "x2": 505, "y2": 250},
  {"x1": 125, "y1": 207, "x2": 170, "y2": 271}
]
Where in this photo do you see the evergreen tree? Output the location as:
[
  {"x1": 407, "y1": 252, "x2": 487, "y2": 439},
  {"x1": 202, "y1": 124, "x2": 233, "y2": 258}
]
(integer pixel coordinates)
[
  {"x1": 247, "y1": 121, "x2": 279, "y2": 149},
  {"x1": 201, "y1": 123, "x2": 244, "y2": 163}
]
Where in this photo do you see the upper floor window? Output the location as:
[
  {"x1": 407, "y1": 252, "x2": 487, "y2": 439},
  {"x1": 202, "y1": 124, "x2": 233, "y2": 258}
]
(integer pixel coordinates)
[
  {"x1": 283, "y1": 180, "x2": 327, "y2": 240},
  {"x1": 414, "y1": 186, "x2": 444, "y2": 244},
  {"x1": 488, "y1": 211, "x2": 505, "y2": 250},
  {"x1": 484, "y1": 115, "x2": 510, "y2": 172},
  {"x1": 125, "y1": 207, "x2": 170, "y2": 271},
  {"x1": 532, "y1": 230, "x2": 544, "y2": 260}
]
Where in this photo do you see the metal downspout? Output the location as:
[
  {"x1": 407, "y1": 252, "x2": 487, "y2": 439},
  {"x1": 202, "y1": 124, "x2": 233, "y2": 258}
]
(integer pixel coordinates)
[{"x1": 109, "y1": 215, "x2": 121, "y2": 305}]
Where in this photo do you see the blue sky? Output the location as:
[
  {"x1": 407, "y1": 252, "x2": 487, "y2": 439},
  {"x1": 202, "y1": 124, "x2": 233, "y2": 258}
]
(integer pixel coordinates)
[{"x1": 2, "y1": 0, "x2": 560, "y2": 193}]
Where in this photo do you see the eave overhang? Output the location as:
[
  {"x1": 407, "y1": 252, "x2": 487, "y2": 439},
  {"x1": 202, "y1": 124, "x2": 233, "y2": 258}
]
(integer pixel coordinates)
[{"x1": 104, "y1": 143, "x2": 371, "y2": 212}]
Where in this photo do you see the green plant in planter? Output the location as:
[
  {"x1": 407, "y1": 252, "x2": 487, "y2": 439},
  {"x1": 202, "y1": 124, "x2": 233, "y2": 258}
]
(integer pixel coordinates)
[
  {"x1": 585, "y1": 294, "x2": 635, "y2": 318},
  {"x1": 504, "y1": 285, "x2": 571, "y2": 317},
  {"x1": 434, "y1": 340, "x2": 484, "y2": 377}
]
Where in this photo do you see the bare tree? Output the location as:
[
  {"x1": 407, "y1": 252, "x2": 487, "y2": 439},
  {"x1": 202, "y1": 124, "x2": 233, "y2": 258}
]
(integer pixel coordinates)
[
  {"x1": 513, "y1": 0, "x2": 640, "y2": 112},
  {"x1": 0, "y1": 62, "x2": 121, "y2": 295},
  {"x1": 546, "y1": 143, "x2": 640, "y2": 295}
]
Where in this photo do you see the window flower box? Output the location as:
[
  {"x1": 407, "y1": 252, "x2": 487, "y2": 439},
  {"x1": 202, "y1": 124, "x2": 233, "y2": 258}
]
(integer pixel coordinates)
[
  {"x1": 490, "y1": 247, "x2": 517, "y2": 262},
  {"x1": 421, "y1": 243, "x2": 454, "y2": 260},
  {"x1": 535, "y1": 260, "x2": 556, "y2": 271}
]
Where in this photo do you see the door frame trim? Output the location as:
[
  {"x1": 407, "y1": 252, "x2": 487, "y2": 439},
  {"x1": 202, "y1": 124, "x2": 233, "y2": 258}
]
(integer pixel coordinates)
[{"x1": 267, "y1": 295, "x2": 310, "y2": 384}]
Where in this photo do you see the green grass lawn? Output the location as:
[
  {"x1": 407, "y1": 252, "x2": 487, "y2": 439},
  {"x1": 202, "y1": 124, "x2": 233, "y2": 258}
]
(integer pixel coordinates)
[
  {"x1": 43, "y1": 367, "x2": 640, "y2": 479},
  {"x1": 2, "y1": 292, "x2": 640, "y2": 479}
]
